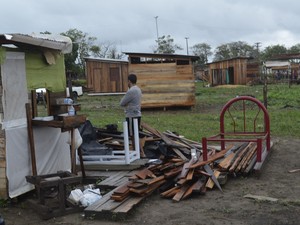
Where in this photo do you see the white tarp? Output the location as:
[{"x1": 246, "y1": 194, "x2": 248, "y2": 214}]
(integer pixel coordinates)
[
  {"x1": 1, "y1": 51, "x2": 71, "y2": 198},
  {"x1": 1, "y1": 52, "x2": 28, "y2": 127},
  {"x1": 6, "y1": 126, "x2": 71, "y2": 198}
]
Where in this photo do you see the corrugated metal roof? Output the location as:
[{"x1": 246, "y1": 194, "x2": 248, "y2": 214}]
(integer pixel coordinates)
[
  {"x1": 206, "y1": 56, "x2": 252, "y2": 65},
  {"x1": 123, "y1": 52, "x2": 199, "y2": 61},
  {"x1": 0, "y1": 33, "x2": 72, "y2": 53},
  {"x1": 84, "y1": 56, "x2": 128, "y2": 63},
  {"x1": 264, "y1": 60, "x2": 290, "y2": 68},
  {"x1": 270, "y1": 53, "x2": 300, "y2": 60}
]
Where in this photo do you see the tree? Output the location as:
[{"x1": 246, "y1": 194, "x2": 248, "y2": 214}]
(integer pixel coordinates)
[
  {"x1": 261, "y1": 44, "x2": 287, "y2": 60},
  {"x1": 90, "y1": 41, "x2": 124, "y2": 59},
  {"x1": 288, "y1": 44, "x2": 300, "y2": 54},
  {"x1": 107, "y1": 46, "x2": 124, "y2": 59},
  {"x1": 40, "y1": 31, "x2": 52, "y2": 35},
  {"x1": 61, "y1": 28, "x2": 101, "y2": 77},
  {"x1": 213, "y1": 41, "x2": 255, "y2": 61},
  {"x1": 213, "y1": 44, "x2": 231, "y2": 61},
  {"x1": 191, "y1": 43, "x2": 212, "y2": 66},
  {"x1": 154, "y1": 35, "x2": 183, "y2": 54}
]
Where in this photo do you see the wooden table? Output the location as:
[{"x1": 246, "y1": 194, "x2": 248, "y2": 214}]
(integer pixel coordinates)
[{"x1": 26, "y1": 103, "x2": 86, "y2": 175}]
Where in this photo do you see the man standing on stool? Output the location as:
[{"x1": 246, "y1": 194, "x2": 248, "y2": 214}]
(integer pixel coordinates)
[{"x1": 120, "y1": 74, "x2": 142, "y2": 139}]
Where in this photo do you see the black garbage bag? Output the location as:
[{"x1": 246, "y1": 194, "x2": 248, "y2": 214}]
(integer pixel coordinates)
[
  {"x1": 78, "y1": 120, "x2": 112, "y2": 156},
  {"x1": 78, "y1": 120, "x2": 97, "y2": 144},
  {"x1": 80, "y1": 141, "x2": 112, "y2": 156}
]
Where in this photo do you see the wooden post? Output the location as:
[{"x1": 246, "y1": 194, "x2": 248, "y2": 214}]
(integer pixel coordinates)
[
  {"x1": 202, "y1": 137, "x2": 208, "y2": 161},
  {"x1": 263, "y1": 68, "x2": 268, "y2": 109},
  {"x1": 256, "y1": 139, "x2": 262, "y2": 162},
  {"x1": 77, "y1": 147, "x2": 86, "y2": 178},
  {"x1": 25, "y1": 103, "x2": 37, "y2": 176},
  {"x1": 70, "y1": 129, "x2": 76, "y2": 174}
]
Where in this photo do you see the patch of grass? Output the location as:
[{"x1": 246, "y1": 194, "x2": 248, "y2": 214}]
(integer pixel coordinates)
[
  {"x1": 0, "y1": 198, "x2": 8, "y2": 207},
  {"x1": 72, "y1": 79, "x2": 86, "y2": 86},
  {"x1": 280, "y1": 199, "x2": 300, "y2": 207},
  {"x1": 76, "y1": 83, "x2": 300, "y2": 140},
  {"x1": 222, "y1": 207, "x2": 234, "y2": 214}
]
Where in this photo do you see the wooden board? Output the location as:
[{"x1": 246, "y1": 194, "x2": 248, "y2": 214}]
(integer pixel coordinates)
[
  {"x1": 172, "y1": 184, "x2": 190, "y2": 202},
  {"x1": 98, "y1": 171, "x2": 132, "y2": 187},
  {"x1": 112, "y1": 196, "x2": 144, "y2": 213},
  {"x1": 205, "y1": 170, "x2": 221, "y2": 189}
]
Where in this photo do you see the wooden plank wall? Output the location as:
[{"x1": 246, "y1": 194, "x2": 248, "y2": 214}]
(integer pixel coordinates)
[
  {"x1": 246, "y1": 62, "x2": 260, "y2": 83},
  {"x1": 129, "y1": 62, "x2": 195, "y2": 108},
  {"x1": 85, "y1": 60, "x2": 128, "y2": 93}
]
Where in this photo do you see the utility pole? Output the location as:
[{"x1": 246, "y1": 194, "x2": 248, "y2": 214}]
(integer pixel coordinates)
[
  {"x1": 254, "y1": 42, "x2": 261, "y2": 50},
  {"x1": 254, "y1": 42, "x2": 261, "y2": 58},
  {"x1": 185, "y1": 37, "x2": 189, "y2": 55},
  {"x1": 154, "y1": 16, "x2": 159, "y2": 42},
  {"x1": 256, "y1": 42, "x2": 267, "y2": 108}
]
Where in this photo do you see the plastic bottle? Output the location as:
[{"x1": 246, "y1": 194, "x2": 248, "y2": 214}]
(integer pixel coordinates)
[
  {"x1": 64, "y1": 98, "x2": 73, "y2": 105},
  {"x1": 68, "y1": 105, "x2": 75, "y2": 116}
]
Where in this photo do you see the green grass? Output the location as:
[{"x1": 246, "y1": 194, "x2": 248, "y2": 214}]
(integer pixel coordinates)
[{"x1": 75, "y1": 82, "x2": 300, "y2": 141}]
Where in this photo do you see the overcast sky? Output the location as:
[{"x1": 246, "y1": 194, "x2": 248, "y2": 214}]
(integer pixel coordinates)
[{"x1": 2, "y1": 0, "x2": 300, "y2": 57}]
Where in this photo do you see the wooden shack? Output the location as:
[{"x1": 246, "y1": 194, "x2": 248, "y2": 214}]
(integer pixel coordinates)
[
  {"x1": 85, "y1": 57, "x2": 128, "y2": 93},
  {"x1": 0, "y1": 33, "x2": 73, "y2": 198},
  {"x1": 125, "y1": 52, "x2": 199, "y2": 108},
  {"x1": 207, "y1": 57, "x2": 259, "y2": 86}
]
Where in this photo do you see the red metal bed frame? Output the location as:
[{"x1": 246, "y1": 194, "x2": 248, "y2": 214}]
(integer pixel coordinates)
[{"x1": 202, "y1": 96, "x2": 271, "y2": 167}]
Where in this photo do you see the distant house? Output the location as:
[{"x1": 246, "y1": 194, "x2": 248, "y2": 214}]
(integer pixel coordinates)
[
  {"x1": 265, "y1": 60, "x2": 290, "y2": 70},
  {"x1": 266, "y1": 53, "x2": 300, "y2": 81},
  {"x1": 207, "y1": 57, "x2": 260, "y2": 86},
  {"x1": 85, "y1": 52, "x2": 199, "y2": 108},
  {"x1": 85, "y1": 57, "x2": 128, "y2": 93}
]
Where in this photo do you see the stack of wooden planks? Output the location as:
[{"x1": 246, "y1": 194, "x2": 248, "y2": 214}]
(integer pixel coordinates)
[
  {"x1": 84, "y1": 123, "x2": 262, "y2": 217},
  {"x1": 107, "y1": 141, "x2": 259, "y2": 204}
]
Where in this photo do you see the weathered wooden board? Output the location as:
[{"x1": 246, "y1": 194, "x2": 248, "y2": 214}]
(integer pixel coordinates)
[
  {"x1": 98, "y1": 171, "x2": 133, "y2": 187},
  {"x1": 112, "y1": 196, "x2": 144, "y2": 213},
  {"x1": 129, "y1": 59, "x2": 196, "y2": 108},
  {"x1": 85, "y1": 59, "x2": 128, "y2": 93}
]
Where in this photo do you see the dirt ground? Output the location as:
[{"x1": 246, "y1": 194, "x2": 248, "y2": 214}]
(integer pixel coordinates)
[{"x1": 1, "y1": 136, "x2": 300, "y2": 225}]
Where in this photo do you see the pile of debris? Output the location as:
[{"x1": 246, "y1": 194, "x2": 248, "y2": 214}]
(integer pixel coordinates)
[
  {"x1": 83, "y1": 121, "x2": 262, "y2": 214},
  {"x1": 80, "y1": 118, "x2": 269, "y2": 219},
  {"x1": 110, "y1": 141, "x2": 258, "y2": 203}
]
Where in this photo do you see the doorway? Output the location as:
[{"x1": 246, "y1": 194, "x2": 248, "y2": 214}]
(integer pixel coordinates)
[{"x1": 228, "y1": 67, "x2": 234, "y2": 84}]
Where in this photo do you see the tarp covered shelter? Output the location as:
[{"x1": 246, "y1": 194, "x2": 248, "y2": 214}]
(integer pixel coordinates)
[{"x1": 0, "y1": 33, "x2": 73, "y2": 198}]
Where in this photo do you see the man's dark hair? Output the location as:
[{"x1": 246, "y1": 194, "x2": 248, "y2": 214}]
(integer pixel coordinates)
[{"x1": 128, "y1": 74, "x2": 137, "y2": 84}]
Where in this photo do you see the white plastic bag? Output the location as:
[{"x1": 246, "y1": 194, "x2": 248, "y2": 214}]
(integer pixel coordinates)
[
  {"x1": 79, "y1": 188, "x2": 102, "y2": 207},
  {"x1": 68, "y1": 188, "x2": 83, "y2": 205}
]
